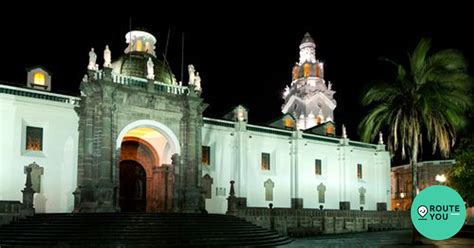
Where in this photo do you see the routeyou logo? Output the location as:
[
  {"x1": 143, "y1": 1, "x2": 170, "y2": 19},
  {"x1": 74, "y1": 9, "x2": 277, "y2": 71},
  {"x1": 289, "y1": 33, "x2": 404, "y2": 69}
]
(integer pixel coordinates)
[{"x1": 411, "y1": 185, "x2": 466, "y2": 240}]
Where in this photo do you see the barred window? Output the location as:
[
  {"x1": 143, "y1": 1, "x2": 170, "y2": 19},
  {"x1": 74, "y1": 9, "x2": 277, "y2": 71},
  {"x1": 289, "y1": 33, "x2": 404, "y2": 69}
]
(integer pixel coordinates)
[{"x1": 26, "y1": 126, "x2": 43, "y2": 151}]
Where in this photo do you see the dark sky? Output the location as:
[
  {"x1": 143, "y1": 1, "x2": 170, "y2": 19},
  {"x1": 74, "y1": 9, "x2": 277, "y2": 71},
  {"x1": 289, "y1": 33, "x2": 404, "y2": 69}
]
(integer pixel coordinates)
[{"x1": 1, "y1": 6, "x2": 472, "y2": 162}]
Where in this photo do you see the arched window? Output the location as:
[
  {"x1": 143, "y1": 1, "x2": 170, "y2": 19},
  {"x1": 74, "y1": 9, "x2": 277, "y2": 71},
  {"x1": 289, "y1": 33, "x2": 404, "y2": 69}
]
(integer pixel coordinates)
[
  {"x1": 303, "y1": 63, "x2": 310, "y2": 77},
  {"x1": 33, "y1": 72, "x2": 45, "y2": 85},
  {"x1": 326, "y1": 124, "x2": 334, "y2": 135},
  {"x1": 292, "y1": 65, "x2": 299, "y2": 80}
]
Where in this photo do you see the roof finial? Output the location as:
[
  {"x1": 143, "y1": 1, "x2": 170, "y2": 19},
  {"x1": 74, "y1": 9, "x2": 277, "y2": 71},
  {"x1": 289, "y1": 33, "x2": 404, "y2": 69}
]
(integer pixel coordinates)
[
  {"x1": 378, "y1": 131, "x2": 384, "y2": 145},
  {"x1": 301, "y1": 32, "x2": 314, "y2": 44},
  {"x1": 342, "y1": 124, "x2": 348, "y2": 139}
]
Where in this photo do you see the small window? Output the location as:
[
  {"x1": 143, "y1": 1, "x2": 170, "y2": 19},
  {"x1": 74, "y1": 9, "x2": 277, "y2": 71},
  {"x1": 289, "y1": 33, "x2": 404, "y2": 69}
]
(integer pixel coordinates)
[
  {"x1": 283, "y1": 117, "x2": 294, "y2": 129},
  {"x1": 261, "y1": 153, "x2": 270, "y2": 171},
  {"x1": 136, "y1": 39, "x2": 143, "y2": 52},
  {"x1": 357, "y1": 163, "x2": 363, "y2": 179},
  {"x1": 326, "y1": 124, "x2": 334, "y2": 135},
  {"x1": 315, "y1": 159, "x2": 322, "y2": 175},
  {"x1": 202, "y1": 146, "x2": 210, "y2": 166},
  {"x1": 33, "y1": 73, "x2": 45, "y2": 85},
  {"x1": 26, "y1": 126, "x2": 43, "y2": 151}
]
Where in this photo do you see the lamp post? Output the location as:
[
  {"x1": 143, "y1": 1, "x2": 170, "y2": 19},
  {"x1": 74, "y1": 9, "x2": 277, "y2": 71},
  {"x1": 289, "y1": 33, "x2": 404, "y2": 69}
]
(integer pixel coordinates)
[
  {"x1": 435, "y1": 174, "x2": 446, "y2": 185},
  {"x1": 400, "y1": 192, "x2": 405, "y2": 211}
]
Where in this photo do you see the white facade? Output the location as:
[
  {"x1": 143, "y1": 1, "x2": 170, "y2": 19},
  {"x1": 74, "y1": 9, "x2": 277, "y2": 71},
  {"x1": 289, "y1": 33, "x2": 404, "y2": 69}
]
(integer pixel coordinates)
[
  {"x1": 0, "y1": 85, "x2": 391, "y2": 214},
  {"x1": 0, "y1": 84, "x2": 79, "y2": 213},
  {"x1": 0, "y1": 31, "x2": 391, "y2": 214},
  {"x1": 201, "y1": 117, "x2": 391, "y2": 213}
]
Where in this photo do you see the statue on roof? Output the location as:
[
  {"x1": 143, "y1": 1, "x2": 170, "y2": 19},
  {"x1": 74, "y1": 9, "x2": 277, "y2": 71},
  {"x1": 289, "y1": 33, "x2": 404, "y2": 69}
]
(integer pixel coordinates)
[
  {"x1": 195, "y1": 72, "x2": 202, "y2": 91},
  {"x1": 379, "y1": 131, "x2": 384, "y2": 145},
  {"x1": 103, "y1": 45, "x2": 112, "y2": 68},
  {"x1": 188, "y1": 64, "x2": 196, "y2": 86},
  {"x1": 146, "y1": 57, "x2": 154, "y2": 80},
  {"x1": 171, "y1": 74, "x2": 177, "y2": 85},
  {"x1": 88, "y1": 48, "x2": 97, "y2": 71},
  {"x1": 342, "y1": 124, "x2": 348, "y2": 139}
]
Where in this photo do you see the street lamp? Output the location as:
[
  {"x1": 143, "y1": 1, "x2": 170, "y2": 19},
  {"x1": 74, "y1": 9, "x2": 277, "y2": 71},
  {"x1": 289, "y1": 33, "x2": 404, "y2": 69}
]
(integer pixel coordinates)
[{"x1": 435, "y1": 174, "x2": 446, "y2": 184}]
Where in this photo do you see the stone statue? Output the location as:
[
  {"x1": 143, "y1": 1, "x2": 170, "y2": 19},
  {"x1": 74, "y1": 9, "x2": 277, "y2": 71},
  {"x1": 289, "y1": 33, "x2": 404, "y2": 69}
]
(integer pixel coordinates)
[
  {"x1": 103, "y1": 45, "x2": 112, "y2": 68},
  {"x1": 88, "y1": 48, "x2": 97, "y2": 70},
  {"x1": 146, "y1": 57, "x2": 154, "y2": 80},
  {"x1": 328, "y1": 81, "x2": 332, "y2": 91},
  {"x1": 171, "y1": 74, "x2": 177, "y2": 85},
  {"x1": 342, "y1": 124, "x2": 348, "y2": 139},
  {"x1": 195, "y1": 72, "x2": 202, "y2": 91},
  {"x1": 82, "y1": 74, "x2": 88, "y2": 82},
  {"x1": 188, "y1": 64, "x2": 196, "y2": 85}
]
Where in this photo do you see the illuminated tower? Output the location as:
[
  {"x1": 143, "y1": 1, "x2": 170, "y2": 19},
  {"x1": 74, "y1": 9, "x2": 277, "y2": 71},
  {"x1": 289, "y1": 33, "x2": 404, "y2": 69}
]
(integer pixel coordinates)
[{"x1": 281, "y1": 33, "x2": 336, "y2": 130}]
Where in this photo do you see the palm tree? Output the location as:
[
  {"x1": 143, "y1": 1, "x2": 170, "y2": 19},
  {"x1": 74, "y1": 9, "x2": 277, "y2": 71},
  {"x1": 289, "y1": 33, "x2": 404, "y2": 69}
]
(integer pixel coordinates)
[{"x1": 359, "y1": 38, "x2": 472, "y2": 210}]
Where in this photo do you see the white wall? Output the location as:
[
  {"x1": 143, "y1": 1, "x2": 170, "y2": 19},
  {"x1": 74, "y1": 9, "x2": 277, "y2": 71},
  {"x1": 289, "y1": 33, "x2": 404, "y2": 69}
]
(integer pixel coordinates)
[
  {"x1": 0, "y1": 87, "x2": 79, "y2": 213},
  {"x1": 201, "y1": 122, "x2": 234, "y2": 213},
  {"x1": 245, "y1": 129, "x2": 292, "y2": 208},
  {"x1": 202, "y1": 118, "x2": 391, "y2": 213},
  {"x1": 0, "y1": 86, "x2": 390, "y2": 214}
]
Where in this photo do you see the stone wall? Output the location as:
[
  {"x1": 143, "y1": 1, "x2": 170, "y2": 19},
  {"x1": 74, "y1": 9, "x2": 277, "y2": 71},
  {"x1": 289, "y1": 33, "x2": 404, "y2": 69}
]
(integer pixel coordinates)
[
  {"x1": 0, "y1": 201, "x2": 23, "y2": 226},
  {"x1": 236, "y1": 207, "x2": 411, "y2": 236}
]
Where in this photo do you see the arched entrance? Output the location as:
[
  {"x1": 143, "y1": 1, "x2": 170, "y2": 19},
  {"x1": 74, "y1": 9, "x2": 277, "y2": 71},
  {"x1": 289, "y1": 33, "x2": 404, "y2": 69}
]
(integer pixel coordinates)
[
  {"x1": 117, "y1": 120, "x2": 180, "y2": 212},
  {"x1": 119, "y1": 160, "x2": 146, "y2": 212}
]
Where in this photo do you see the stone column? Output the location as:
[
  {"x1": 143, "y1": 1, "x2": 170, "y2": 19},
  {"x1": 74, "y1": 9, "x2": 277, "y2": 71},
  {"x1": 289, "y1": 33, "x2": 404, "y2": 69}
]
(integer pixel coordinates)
[
  {"x1": 96, "y1": 96, "x2": 116, "y2": 212},
  {"x1": 291, "y1": 130, "x2": 303, "y2": 209},
  {"x1": 234, "y1": 119, "x2": 248, "y2": 208},
  {"x1": 178, "y1": 95, "x2": 206, "y2": 213},
  {"x1": 74, "y1": 95, "x2": 96, "y2": 212},
  {"x1": 172, "y1": 154, "x2": 183, "y2": 212}
]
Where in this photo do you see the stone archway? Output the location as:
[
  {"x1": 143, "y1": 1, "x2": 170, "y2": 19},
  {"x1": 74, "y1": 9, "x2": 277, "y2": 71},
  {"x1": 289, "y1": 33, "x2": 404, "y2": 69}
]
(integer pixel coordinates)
[
  {"x1": 116, "y1": 119, "x2": 181, "y2": 156},
  {"x1": 117, "y1": 121, "x2": 179, "y2": 212},
  {"x1": 75, "y1": 68, "x2": 205, "y2": 213}
]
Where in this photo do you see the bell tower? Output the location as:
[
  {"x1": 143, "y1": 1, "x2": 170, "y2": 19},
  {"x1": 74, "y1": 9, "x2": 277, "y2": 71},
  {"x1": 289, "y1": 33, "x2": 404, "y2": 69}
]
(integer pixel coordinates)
[{"x1": 281, "y1": 33, "x2": 336, "y2": 130}]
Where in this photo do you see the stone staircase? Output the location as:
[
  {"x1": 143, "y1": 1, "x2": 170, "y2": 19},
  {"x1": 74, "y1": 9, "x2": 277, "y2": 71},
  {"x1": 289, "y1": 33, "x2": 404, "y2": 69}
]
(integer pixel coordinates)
[{"x1": 0, "y1": 213, "x2": 292, "y2": 247}]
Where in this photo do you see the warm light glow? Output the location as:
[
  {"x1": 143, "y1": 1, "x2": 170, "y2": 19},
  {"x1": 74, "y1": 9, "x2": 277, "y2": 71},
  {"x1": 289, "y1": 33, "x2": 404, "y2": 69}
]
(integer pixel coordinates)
[
  {"x1": 435, "y1": 174, "x2": 446, "y2": 183},
  {"x1": 303, "y1": 63, "x2": 310, "y2": 77},
  {"x1": 400, "y1": 192, "x2": 405, "y2": 198},
  {"x1": 125, "y1": 127, "x2": 163, "y2": 139},
  {"x1": 33, "y1": 72, "x2": 45, "y2": 85},
  {"x1": 284, "y1": 117, "x2": 294, "y2": 128},
  {"x1": 237, "y1": 111, "x2": 244, "y2": 121},
  {"x1": 136, "y1": 39, "x2": 143, "y2": 52},
  {"x1": 292, "y1": 65, "x2": 299, "y2": 80},
  {"x1": 326, "y1": 124, "x2": 333, "y2": 134}
]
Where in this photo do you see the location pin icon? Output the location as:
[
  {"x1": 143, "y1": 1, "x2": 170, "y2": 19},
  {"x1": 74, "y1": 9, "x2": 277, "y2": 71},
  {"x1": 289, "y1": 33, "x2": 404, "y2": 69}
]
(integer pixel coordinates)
[{"x1": 418, "y1": 205, "x2": 428, "y2": 218}]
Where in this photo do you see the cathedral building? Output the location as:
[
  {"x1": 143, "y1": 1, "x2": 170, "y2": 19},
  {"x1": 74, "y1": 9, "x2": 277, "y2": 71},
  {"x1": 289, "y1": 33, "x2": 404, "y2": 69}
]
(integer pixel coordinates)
[{"x1": 0, "y1": 31, "x2": 391, "y2": 214}]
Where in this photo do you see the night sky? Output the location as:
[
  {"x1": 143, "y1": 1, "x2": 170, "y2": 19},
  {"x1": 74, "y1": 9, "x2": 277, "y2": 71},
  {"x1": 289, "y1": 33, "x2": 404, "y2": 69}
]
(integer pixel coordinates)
[{"x1": 1, "y1": 7, "x2": 472, "y2": 162}]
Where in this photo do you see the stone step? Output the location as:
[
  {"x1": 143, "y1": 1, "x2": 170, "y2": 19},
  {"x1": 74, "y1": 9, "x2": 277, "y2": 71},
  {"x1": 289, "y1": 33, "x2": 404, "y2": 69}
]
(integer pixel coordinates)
[
  {"x1": 0, "y1": 236, "x2": 291, "y2": 247},
  {"x1": 0, "y1": 228, "x2": 271, "y2": 236},
  {"x1": 0, "y1": 213, "x2": 292, "y2": 247}
]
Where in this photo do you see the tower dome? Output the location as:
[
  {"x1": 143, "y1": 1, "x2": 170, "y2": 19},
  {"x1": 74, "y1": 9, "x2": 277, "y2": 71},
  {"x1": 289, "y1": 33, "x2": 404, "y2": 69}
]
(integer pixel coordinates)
[{"x1": 111, "y1": 30, "x2": 175, "y2": 84}]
